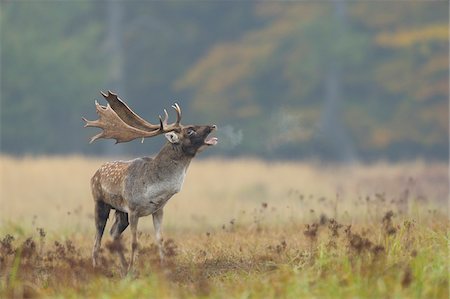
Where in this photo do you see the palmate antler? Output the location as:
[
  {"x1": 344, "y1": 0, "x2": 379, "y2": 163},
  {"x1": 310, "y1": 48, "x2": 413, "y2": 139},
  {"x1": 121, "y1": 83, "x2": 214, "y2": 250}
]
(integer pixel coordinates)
[{"x1": 83, "y1": 91, "x2": 182, "y2": 144}]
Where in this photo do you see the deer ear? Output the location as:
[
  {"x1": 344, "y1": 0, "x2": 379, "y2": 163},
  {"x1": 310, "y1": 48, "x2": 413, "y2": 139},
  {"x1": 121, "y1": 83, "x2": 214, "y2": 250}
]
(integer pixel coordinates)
[{"x1": 165, "y1": 132, "x2": 180, "y2": 144}]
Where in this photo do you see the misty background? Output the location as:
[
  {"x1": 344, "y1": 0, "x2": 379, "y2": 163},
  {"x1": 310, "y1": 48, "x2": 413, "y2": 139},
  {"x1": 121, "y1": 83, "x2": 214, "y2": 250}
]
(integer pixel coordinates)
[{"x1": 1, "y1": 1, "x2": 448, "y2": 161}]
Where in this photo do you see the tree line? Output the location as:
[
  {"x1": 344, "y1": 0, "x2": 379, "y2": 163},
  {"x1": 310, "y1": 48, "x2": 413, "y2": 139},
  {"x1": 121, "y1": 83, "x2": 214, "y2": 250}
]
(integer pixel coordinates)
[{"x1": 1, "y1": 1, "x2": 448, "y2": 161}]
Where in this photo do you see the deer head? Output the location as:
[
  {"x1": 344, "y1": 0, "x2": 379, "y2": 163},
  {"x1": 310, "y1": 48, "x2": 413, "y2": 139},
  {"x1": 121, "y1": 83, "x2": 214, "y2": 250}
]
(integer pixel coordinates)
[{"x1": 83, "y1": 91, "x2": 218, "y2": 155}]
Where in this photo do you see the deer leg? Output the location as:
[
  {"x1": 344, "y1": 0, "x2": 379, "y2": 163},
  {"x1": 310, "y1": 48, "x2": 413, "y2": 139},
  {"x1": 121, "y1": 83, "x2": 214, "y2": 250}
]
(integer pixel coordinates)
[
  {"x1": 92, "y1": 201, "x2": 111, "y2": 267},
  {"x1": 110, "y1": 210, "x2": 129, "y2": 237},
  {"x1": 110, "y1": 210, "x2": 129, "y2": 270},
  {"x1": 128, "y1": 212, "x2": 139, "y2": 272},
  {"x1": 152, "y1": 209, "x2": 164, "y2": 262}
]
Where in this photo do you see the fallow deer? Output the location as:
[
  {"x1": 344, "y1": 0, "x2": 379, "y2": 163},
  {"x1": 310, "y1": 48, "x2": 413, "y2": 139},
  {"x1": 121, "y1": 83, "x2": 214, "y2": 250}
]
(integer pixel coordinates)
[{"x1": 83, "y1": 91, "x2": 218, "y2": 271}]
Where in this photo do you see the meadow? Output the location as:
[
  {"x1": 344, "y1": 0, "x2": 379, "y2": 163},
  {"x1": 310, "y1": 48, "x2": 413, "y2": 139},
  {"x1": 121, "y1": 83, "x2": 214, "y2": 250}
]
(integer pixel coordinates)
[{"x1": 0, "y1": 155, "x2": 448, "y2": 298}]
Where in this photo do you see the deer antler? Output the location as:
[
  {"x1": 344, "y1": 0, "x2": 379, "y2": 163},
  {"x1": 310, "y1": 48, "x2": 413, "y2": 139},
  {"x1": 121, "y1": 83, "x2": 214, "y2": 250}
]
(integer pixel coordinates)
[
  {"x1": 100, "y1": 91, "x2": 161, "y2": 131},
  {"x1": 83, "y1": 91, "x2": 182, "y2": 144},
  {"x1": 162, "y1": 102, "x2": 182, "y2": 132}
]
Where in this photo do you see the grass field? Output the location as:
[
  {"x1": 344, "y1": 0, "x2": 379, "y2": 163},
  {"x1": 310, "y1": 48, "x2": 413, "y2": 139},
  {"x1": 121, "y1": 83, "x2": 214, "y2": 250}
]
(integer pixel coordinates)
[{"x1": 0, "y1": 156, "x2": 448, "y2": 298}]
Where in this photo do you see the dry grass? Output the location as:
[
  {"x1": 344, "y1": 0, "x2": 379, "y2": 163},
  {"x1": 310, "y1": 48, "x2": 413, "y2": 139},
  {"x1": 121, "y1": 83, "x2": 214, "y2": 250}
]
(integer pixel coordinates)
[
  {"x1": 0, "y1": 155, "x2": 448, "y2": 298},
  {"x1": 1, "y1": 156, "x2": 446, "y2": 232}
]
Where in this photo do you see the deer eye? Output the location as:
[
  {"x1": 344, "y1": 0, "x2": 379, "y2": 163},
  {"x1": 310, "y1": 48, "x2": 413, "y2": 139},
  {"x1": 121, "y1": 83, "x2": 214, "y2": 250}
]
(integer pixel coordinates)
[{"x1": 187, "y1": 129, "x2": 196, "y2": 136}]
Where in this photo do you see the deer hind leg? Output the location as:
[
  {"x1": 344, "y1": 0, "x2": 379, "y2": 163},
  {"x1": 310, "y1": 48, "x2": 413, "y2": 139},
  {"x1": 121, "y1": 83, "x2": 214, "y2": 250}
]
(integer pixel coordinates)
[
  {"x1": 127, "y1": 212, "x2": 139, "y2": 273},
  {"x1": 110, "y1": 210, "x2": 129, "y2": 270},
  {"x1": 92, "y1": 201, "x2": 111, "y2": 267},
  {"x1": 152, "y1": 209, "x2": 164, "y2": 263}
]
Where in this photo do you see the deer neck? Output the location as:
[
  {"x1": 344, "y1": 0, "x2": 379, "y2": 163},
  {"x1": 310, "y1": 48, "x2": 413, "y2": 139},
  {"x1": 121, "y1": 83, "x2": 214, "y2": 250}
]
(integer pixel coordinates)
[{"x1": 153, "y1": 142, "x2": 192, "y2": 174}]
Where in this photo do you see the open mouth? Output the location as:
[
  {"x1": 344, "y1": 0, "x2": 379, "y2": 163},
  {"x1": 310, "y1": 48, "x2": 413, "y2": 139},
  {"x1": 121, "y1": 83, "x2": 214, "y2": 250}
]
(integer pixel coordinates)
[
  {"x1": 204, "y1": 136, "x2": 218, "y2": 146},
  {"x1": 204, "y1": 125, "x2": 218, "y2": 146}
]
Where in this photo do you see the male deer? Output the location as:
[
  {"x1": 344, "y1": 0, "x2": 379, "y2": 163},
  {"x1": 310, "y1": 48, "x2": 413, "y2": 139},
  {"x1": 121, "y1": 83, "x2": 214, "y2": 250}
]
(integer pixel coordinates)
[{"x1": 83, "y1": 91, "x2": 217, "y2": 271}]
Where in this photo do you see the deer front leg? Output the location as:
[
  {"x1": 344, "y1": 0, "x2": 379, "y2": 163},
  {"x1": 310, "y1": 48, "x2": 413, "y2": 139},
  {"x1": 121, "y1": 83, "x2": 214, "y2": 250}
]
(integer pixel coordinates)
[
  {"x1": 128, "y1": 212, "x2": 139, "y2": 273},
  {"x1": 152, "y1": 209, "x2": 164, "y2": 262}
]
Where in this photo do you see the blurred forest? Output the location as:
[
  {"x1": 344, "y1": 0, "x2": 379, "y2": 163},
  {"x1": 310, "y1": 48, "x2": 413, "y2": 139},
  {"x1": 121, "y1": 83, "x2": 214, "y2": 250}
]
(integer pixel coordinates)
[{"x1": 1, "y1": 1, "x2": 448, "y2": 161}]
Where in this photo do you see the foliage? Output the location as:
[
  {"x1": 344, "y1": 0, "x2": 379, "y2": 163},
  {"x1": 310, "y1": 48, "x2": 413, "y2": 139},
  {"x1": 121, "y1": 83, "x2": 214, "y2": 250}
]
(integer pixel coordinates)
[
  {"x1": 1, "y1": 1, "x2": 448, "y2": 159},
  {"x1": 1, "y1": 2, "x2": 107, "y2": 154},
  {"x1": 176, "y1": 2, "x2": 448, "y2": 160}
]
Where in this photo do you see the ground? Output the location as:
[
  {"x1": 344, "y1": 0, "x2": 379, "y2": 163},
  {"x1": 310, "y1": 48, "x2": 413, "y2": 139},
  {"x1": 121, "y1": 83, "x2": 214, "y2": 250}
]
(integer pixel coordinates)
[{"x1": 0, "y1": 156, "x2": 448, "y2": 298}]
